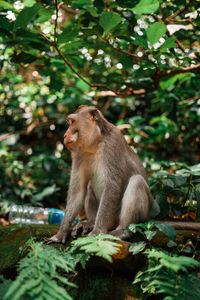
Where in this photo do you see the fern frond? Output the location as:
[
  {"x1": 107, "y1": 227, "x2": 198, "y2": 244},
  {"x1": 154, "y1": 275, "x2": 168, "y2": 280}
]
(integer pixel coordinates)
[
  {"x1": 4, "y1": 242, "x2": 77, "y2": 300},
  {"x1": 134, "y1": 249, "x2": 200, "y2": 300},
  {"x1": 146, "y1": 249, "x2": 200, "y2": 272},
  {"x1": 71, "y1": 234, "x2": 121, "y2": 263}
]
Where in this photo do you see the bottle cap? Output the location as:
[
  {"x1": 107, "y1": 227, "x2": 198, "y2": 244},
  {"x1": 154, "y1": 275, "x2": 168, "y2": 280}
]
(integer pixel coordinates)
[{"x1": 48, "y1": 208, "x2": 64, "y2": 224}]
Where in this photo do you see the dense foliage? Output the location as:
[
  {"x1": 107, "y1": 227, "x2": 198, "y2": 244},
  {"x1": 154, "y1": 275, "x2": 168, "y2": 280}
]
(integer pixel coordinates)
[
  {"x1": 1, "y1": 225, "x2": 200, "y2": 300},
  {"x1": 0, "y1": 0, "x2": 200, "y2": 219}
]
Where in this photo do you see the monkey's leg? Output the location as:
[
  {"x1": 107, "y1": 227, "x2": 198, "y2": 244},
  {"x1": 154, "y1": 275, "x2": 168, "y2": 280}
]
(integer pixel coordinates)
[
  {"x1": 72, "y1": 183, "x2": 98, "y2": 238},
  {"x1": 110, "y1": 174, "x2": 152, "y2": 240},
  {"x1": 84, "y1": 182, "x2": 99, "y2": 223},
  {"x1": 88, "y1": 182, "x2": 122, "y2": 236}
]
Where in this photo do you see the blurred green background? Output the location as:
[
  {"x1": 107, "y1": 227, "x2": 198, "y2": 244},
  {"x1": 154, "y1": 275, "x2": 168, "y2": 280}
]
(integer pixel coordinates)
[{"x1": 0, "y1": 0, "x2": 200, "y2": 220}]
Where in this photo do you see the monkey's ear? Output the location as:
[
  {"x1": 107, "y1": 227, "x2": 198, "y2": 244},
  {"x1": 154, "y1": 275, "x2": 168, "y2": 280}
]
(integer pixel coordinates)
[
  {"x1": 89, "y1": 108, "x2": 109, "y2": 135},
  {"x1": 75, "y1": 105, "x2": 87, "y2": 113},
  {"x1": 89, "y1": 109, "x2": 100, "y2": 122}
]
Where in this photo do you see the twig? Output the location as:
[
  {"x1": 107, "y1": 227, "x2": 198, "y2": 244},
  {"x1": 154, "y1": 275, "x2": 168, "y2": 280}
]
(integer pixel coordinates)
[
  {"x1": 54, "y1": 0, "x2": 59, "y2": 44},
  {"x1": 165, "y1": 0, "x2": 192, "y2": 21},
  {"x1": 167, "y1": 18, "x2": 193, "y2": 24},
  {"x1": 179, "y1": 94, "x2": 200, "y2": 105},
  {"x1": 159, "y1": 63, "x2": 200, "y2": 78},
  {"x1": 106, "y1": 39, "x2": 157, "y2": 68},
  {"x1": 37, "y1": 27, "x2": 54, "y2": 45}
]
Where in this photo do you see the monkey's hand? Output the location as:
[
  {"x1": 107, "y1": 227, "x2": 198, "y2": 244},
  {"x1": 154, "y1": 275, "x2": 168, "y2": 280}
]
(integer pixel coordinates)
[
  {"x1": 87, "y1": 228, "x2": 105, "y2": 236},
  {"x1": 71, "y1": 221, "x2": 94, "y2": 239},
  {"x1": 45, "y1": 231, "x2": 68, "y2": 244}
]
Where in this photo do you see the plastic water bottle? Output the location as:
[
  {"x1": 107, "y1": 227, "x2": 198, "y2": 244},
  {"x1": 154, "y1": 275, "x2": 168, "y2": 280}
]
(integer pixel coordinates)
[{"x1": 9, "y1": 205, "x2": 64, "y2": 225}]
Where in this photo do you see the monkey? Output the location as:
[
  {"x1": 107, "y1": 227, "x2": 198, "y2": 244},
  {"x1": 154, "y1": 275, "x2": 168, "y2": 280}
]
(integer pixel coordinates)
[{"x1": 47, "y1": 105, "x2": 153, "y2": 244}]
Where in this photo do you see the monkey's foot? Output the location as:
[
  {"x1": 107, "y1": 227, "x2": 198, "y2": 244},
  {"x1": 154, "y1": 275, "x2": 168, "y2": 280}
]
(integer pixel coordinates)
[
  {"x1": 45, "y1": 233, "x2": 67, "y2": 244},
  {"x1": 109, "y1": 229, "x2": 132, "y2": 240},
  {"x1": 71, "y1": 221, "x2": 94, "y2": 239}
]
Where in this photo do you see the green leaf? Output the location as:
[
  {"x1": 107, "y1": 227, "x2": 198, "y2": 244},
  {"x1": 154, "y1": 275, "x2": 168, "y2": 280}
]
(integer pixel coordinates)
[
  {"x1": 159, "y1": 37, "x2": 176, "y2": 52},
  {"x1": 132, "y1": 0, "x2": 159, "y2": 15},
  {"x1": 194, "y1": 189, "x2": 200, "y2": 219},
  {"x1": 162, "y1": 179, "x2": 174, "y2": 188},
  {"x1": 76, "y1": 78, "x2": 89, "y2": 93},
  {"x1": 155, "y1": 223, "x2": 176, "y2": 240},
  {"x1": 167, "y1": 240, "x2": 177, "y2": 248},
  {"x1": 99, "y1": 12, "x2": 122, "y2": 33},
  {"x1": 150, "y1": 200, "x2": 160, "y2": 218},
  {"x1": 132, "y1": 33, "x2": 148, "y2": 49},
  {"x1": 0, "y1": 1, "x2": 13, "y2": 9},
  {"x1": 23, "y1": 0, "x2": 37, "y2": 7},
  {"x1": 147, "y1": 22, "x2": 166, "y2": 45},
  {"x1": 0, "y1": 275, "x2": 13, "y2": 298},
  {"x1": 174, "y1": 175, "x2": 187, "y2": 186},
  {"x1": 14, "y1": 3, "x2": 42, "y2": 29},
  {"x1": 36, "y1": 8, "x2": 53, "y2": 23},
  {"x1": 11, "y1": 52, "x2": 37, "y2": 64},
  {"x1": 144, "y1": 230, "x2": 156, "y2": 240},
  {"x1": 129, "y1": 241, "x2": 146, "y2": 254},
  {"x1": 32, "y1": 185, "x2": 58, "y2": 202},
  {"x1": 190, "y1": 164, "x2": 200, "y2": 176},
  {"x1": 58, "y1": 28, "x2": 79, "y2": 44},
  {"x1": 128, "y1": 224, "x2": 137, "y2": 233},
  {"x1": 0, "y1": 15, "x2": 12, "y2": 31}
]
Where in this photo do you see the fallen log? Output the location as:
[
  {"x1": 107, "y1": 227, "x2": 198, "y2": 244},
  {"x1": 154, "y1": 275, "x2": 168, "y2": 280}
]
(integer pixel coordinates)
[{"x1": 0, "y1": 224, "x2": 200, "y2": 273}]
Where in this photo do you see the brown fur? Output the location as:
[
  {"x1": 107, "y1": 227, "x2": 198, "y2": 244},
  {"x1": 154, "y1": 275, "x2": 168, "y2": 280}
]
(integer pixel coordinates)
[{"x1": 47, "y1": 106, "x2": 153, "y2": 244}]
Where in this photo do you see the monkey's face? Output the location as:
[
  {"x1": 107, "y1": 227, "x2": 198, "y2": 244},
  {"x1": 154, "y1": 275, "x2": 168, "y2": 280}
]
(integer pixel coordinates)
[
  {"x1": 64, "y1": 110, "x2": 101, "y2": 152},
  {"x1": 64, "y1": 114, "x2": 79, "y2": 150}
]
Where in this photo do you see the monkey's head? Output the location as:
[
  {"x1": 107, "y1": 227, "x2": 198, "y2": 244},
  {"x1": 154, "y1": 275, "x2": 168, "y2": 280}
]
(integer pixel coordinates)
[{"x1": 64, "y1": 105, "x2": 110, "y2": 152}]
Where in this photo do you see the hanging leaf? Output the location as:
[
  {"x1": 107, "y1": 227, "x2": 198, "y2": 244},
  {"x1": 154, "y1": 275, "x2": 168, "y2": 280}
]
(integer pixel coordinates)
[
  {"x1": 159, "y1": 37, "x2": 176, "y2": 52},
  {"x1": 11, "y1": 52, "x2": 38, "y2": 64},
  {"x1": 0, "y1": 1, "x2": 13, "y2": 9},
  {"x1": 14, "y1": 3, "x2": 42, "y2": 29},
  {"x1": 99, "y1": 12, "x2": 122, "y2": 33},
  {"x1": 162, "y1": 178, "x2": 174, "y2": 188},
  {"x1": 156, "y1": 223, "x2": 176, "y2": 240},
  {"x1": 150, "y1": 200, "x2": 160, "y2": 218},
  {"x1": 147, "y1": 22, "x2": 166, "y2": 45},
  {"x1": 58, "y1": 28, "x2": 79, "y2": 44},
  {"x1": 132, "y1": 33, "x2": 148, "y2": 49},
  {"x1": 144, "y1": 230, "x2": 157, "y2": 240},
  {"x1": 129, "y1": 241, "x2": 146, "y2": 255},
  {"x1": 132, "y1": 0, "x2": 159, "y2": 15}
]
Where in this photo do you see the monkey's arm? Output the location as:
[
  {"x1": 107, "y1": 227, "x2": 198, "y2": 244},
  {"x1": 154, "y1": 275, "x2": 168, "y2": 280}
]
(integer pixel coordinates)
[{"x1": 47, "y1": 185, "x2": 87, "y2": 244}]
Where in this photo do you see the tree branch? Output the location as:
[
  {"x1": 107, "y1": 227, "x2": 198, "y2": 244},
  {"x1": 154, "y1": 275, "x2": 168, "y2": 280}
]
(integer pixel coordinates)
[
  {"x1": 36, "y1": 2, "x2": 146, "y2": 98},
  {"x1": 159, "y1": 63, "x2": 200, "y2": 78}
]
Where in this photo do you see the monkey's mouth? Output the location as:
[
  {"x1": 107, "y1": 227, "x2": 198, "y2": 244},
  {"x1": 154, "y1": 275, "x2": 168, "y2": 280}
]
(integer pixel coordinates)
[{"x1": 65, "y1": 141, "x2": 76, "y2": 147}]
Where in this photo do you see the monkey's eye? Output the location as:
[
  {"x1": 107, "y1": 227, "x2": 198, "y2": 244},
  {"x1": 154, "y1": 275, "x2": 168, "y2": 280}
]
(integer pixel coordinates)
[{"x1": 67, "y1": 118, "x2": 75, "y2": 126}]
